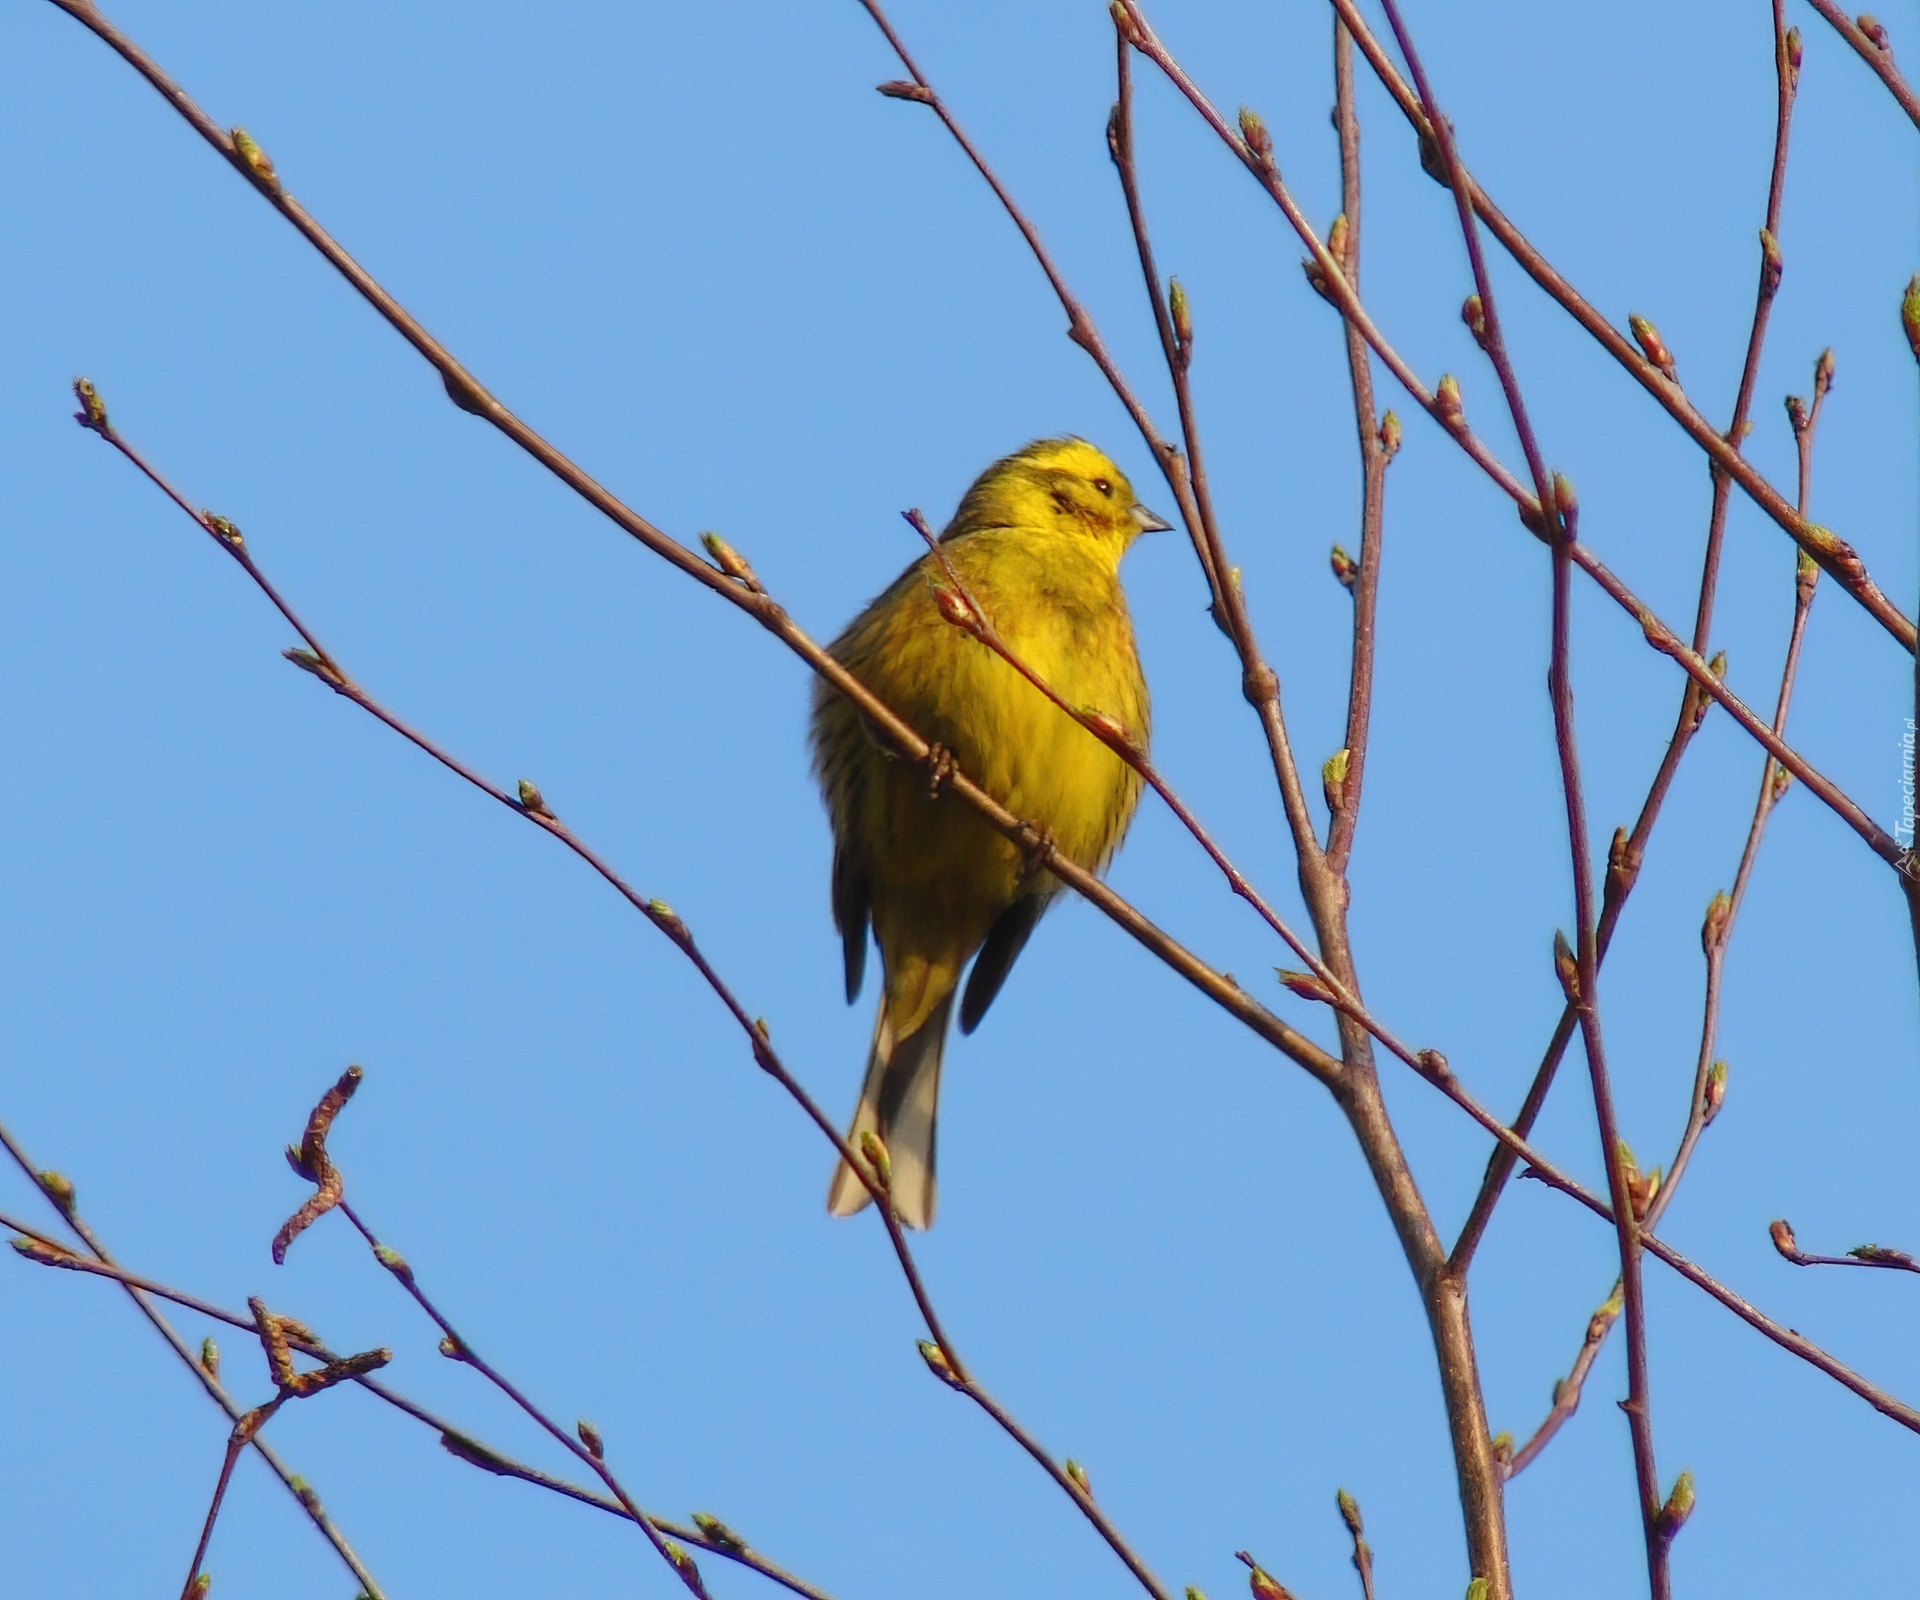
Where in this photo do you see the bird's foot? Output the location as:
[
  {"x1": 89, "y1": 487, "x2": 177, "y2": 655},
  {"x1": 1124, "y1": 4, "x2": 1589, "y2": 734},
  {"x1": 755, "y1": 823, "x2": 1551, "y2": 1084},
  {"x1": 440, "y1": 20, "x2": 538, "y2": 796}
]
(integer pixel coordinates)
[
  {"x1": 925, "y1": 742, "x2": 955, "y2": 799},
  {"x1": 1016, "y1": 821, "x2": 1058, "y2": 881}
]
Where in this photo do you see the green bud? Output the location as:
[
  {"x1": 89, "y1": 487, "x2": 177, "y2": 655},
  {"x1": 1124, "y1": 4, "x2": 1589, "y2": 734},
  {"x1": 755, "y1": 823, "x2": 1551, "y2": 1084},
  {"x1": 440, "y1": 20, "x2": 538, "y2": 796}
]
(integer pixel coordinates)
[
  {"x1": 1701, "y1": 889, "x2": 1733, "y2": 953},
  {"x1": 230, "y1": 127, "x2": 281, "y2": 192},
  {"x1": 1628, "y1": 313, "x2": 1675, "y2": 377},
  {"x1": 858, "y1": 1129, "x2": 892, "y2": 1192},
  {"x1": 199, "y1": 1337, "x2": 220, "y2": 1381},
  {"x1": 916, "y1": 1339, "x2": 965, "y2": 1390},
  {"x1": 1758, "y1": 229, "x2": 1783, "y2": 297},
  {"x1": 373, "y1": 1243, "x2": 413, "y2": 1284},
  {"x1": 1335, "y1": 1487, "x2": 1363, "y2": 1536},
  {"x1": 1460, "y1": 293, "x2": 1486, "y2": 347},
  {"x1": 1064, "y1": 1458, "x2": 1091, "y2": 1496},
  {"x1": 72, "y1": 376, "x2": 109, "y2": 434},
  {"x1": 1902, "y1": 274, "x2": 1920, "y2": 365},
  {"x1": 1237, "y1": 106, "x2": 1273, "y2": 165},
  {"x1": 691, "y1": 1512, "x2": 748, "y2": 1553},
  {"x1": 516, "y1": 779, "x2": 553, "y2": 818},
  {"x1": 1434, "y1": 372, "x2": 1464, "y2": 431},
  {"x1": 1377, "y1": 410, "x2": 1402, "y2": 459},
  {"x1": 1329, "y1": 543, "x2": 1358, "y2": 590}
]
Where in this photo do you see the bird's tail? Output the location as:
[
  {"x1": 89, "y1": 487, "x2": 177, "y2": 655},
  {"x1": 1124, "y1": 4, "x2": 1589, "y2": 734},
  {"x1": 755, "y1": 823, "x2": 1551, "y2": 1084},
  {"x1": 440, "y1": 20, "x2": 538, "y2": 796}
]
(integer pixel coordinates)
[{"x1": 826, "y1": 987, "x2": 952, "y2": 1230}]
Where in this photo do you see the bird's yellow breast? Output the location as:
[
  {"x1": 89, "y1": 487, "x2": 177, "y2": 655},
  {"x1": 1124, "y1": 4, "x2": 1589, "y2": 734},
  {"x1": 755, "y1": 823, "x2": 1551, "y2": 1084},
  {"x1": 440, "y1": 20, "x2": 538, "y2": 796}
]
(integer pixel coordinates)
[{"x1": 812, "y1": 520, "x2": 1147, "y2": 1026}]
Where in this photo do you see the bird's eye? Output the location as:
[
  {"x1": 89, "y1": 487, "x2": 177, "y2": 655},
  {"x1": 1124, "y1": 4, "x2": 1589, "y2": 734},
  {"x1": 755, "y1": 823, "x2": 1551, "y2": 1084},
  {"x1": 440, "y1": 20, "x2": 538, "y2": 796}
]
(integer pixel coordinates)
[{"x1": 1092, "y1": 478, "x2": 1112, "y2": 496}]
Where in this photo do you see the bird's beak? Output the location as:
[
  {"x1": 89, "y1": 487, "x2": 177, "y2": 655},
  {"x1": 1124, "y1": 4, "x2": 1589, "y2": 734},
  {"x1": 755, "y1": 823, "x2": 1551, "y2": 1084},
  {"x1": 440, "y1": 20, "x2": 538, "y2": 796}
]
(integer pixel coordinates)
[{"x1": 1131, "y1": 503, "x2": 1174, "y2": 533}]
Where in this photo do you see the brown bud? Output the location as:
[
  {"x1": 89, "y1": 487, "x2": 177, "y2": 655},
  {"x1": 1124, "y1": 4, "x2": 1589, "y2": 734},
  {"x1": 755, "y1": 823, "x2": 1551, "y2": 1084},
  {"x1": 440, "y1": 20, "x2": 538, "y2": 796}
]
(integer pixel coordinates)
[
  {"x1": 1238, "y1": 106, "x2": 1273, "y2": 166},
  {"x1": 1813, "y1": 347, "x2": 1835, "y2": 396},
  {"x1": 1704, "y1": 1059, "x2": 1728, "y2": 1121},
  {"x1": 1768, "y1": 1218, "x2": 1799, "y2": 1260},
  {"x1": 1326, "y1": 212, "x2": 1349, "y2": 266},
  {"x1": 516, "y1": 779, "x2": 554, "y2": 819},
  {"x1": 1785, "y1": 26, "x2": 1802, "y2": 73},
  {"x1": 577, "y1": 1419, "x2": 604, "y2": 1459},
  {"x1": 1460, "y1": 293, "x2": 1487, "y2": 348},
  {"x1": 1701, "y1": 890, "x2": 1733, "y2": 954},
  {"x1": 1275, "y1": 967, "x2": 1335, "y2": 1005},
  {"x1": 1552, "y1": 929, "x2": 1580, "y2": 1002},
  {"x1": 691, "y1": 1513, "x2": 749, "y2": 1554},
  {"x1": 929, "y1": 582, "x2": 977, "y2": 631},
  {"x1": 876, "y1": 80, "x2": 933, "y2": 103},
  {"x1": 72, "y1": 376, "x2": 109, "y2": 435},
  {"x1": 1329, "y1": 543, "x2": 1358, "y2": 590},
  {"x1": 1605, "y1": 826, "x2": 1634, "y2": 900},
  {"x1": 1856, "y1": 14, "x2": 1889, "y2": 51},
  {"x1": 1628, "y1": 313, "x2": 1676, "y2": 378},
  {"x1": 1236, "y1": 1552, "x2": 1295, "y2": 1600},
  {"x1": 1758, "y1": 229, "x2": 1783, "y2": 298},
  {"x1": 1785, "y1": 393, "x2": 1809, "y2": 435}
]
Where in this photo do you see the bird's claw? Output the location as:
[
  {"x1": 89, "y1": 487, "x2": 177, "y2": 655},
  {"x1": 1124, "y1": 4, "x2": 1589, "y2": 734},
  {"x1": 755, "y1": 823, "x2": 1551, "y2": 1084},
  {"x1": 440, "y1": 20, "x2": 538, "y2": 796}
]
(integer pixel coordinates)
[
  {"x1": 925, "y1": 742, "x2": 955, "y2": 799},
  {"x1": 1016, "y1": 821, "x2": 1058, "y2": 881}
]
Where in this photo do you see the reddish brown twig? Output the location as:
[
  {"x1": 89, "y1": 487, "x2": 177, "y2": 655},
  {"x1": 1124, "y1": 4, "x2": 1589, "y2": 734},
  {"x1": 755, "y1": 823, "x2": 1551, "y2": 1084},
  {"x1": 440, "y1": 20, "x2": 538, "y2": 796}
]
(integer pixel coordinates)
[
  {"x1": 180, "y1": 1399, "x2": 281, "y2": 1600},
  {"x1": 46, "y1": 7, "x2": 1338, "y2": 1105},
  {"x1": 1451, "y1": 3, "x2": 1804, "y2": 1275},
  {"x1": 1769, "y1": 1220, "x2": 1920, "y2": 1275},
  {"x1": 864, "y1": 0, "x2": 1324, "y2": 882},
  {"x1": 1335, "y1": 1487, "x2": 1377, "y2": 1600},
  {"x1": 79, "y1": 400, "x2": 1176, "y2": 1600},
  {"x1": 0, "y1": 1118, "x2": 386, "y2": 1595},
  {"x1": 1326, "y1": 16, "x2": 1391, "y2": 879},
  {"x1": 3, "y1": 1214, "x2": 832, "y2": 1599},
  {"x1": 1298, "y1": 0, "x2": 1915, "y2": 651},
  {"x1": 1804, "y1": 1, "x2": 1920, "y2": 127},
  {"x1": 1505, "y1": 1288, "x2": 1624, "y2": 1479}
]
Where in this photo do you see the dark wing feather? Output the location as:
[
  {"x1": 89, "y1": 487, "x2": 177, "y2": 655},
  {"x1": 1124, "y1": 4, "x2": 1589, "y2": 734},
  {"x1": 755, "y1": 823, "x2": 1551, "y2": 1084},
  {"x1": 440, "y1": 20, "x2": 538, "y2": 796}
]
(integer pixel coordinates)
[
  {"x1": 959, "y1": 893, "x2": 1048, "y2": 1034},
  {"x1": 831, "y1": 838, "x2": 870, "y2": 1003}
]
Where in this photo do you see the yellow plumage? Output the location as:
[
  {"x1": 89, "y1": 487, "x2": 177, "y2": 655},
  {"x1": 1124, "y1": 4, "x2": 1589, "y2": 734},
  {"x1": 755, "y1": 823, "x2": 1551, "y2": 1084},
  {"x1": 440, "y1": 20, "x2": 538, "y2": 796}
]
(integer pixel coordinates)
[{"x1": 810, "y1": 439, "x2": 1164, "y2": 1227}]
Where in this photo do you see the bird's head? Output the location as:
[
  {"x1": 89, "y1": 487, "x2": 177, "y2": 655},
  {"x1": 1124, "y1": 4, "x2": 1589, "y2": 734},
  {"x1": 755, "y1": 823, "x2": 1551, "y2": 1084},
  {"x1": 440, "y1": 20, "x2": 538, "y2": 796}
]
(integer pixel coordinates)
[{"x1": 950, "y1": 438, "x2": 1173, "y2": 554}]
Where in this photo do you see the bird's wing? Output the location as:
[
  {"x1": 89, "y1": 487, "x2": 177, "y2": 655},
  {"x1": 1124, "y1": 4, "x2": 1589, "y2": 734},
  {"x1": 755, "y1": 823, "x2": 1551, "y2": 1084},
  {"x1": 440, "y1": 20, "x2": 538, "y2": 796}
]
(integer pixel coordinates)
[{"x1": 958, "y1": 891, "x2": 1049, "y2": 1034}]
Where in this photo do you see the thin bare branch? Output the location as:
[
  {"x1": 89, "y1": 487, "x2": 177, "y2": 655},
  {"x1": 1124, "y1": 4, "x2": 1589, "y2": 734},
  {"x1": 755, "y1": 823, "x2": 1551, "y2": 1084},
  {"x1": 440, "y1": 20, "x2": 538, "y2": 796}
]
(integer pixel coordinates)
[
  {"x1": 1769, "y1": 1220, "x2": 1920, "y2": 1275},
  {"x1": 1803, "y1": 0, "x2": 1920, "y2": 127},
  {"x1": 1505, "y1": 1287, "x2": 1623, "y2": 1480},
  {"x1": 1306, "y1": 0, "x2": 1915, "y2": 651},
  {"x1": 0, "y1": 1121, "x2": 386, "y2": 1596}
]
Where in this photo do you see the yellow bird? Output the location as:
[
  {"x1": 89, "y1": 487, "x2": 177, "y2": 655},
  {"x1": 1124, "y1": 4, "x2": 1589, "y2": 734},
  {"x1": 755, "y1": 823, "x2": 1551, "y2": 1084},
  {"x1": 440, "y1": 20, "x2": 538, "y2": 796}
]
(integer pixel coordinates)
[{"x1": 810, "y1": 438, "x2": 1166, "y2": 1227}]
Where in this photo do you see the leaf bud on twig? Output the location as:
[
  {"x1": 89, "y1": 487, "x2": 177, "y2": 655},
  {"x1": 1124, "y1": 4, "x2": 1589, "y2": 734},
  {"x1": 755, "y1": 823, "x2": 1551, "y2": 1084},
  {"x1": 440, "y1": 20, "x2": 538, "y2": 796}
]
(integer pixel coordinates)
[
  {"x1": 1628, "y1": 314, "x2": 1676, "y2": 379},
  {"x1": 373, "y1": 1243, "x2": 413, "y2": 1285},
  {"x1": 1237, "y1": 106, "x2": 1273, "y2": 167},
  {"x1": 72, "y1": 376, "x2": 109, "y2": 435},
  {"x1": 691, "y1": 1513, "x2": 749, "y2": 1554},
  {"x1": 577, "y1": 1418, "x2": 604, "y2": 1459},
  {"x1": 1064, "y1": 1458, "x2": 1092, "y2": 1497},
  {"x1": 1434, "y1": 373, "x2": 1464, "y2": 432},
  {"x1": 200, "y1": 1337, "x2": 221, "y2": 1381},
  {"x1": 915, "y1": 1338, "x2": 965, "y2": 1390},
  {"x1": 1186, "y1": 1589, "x2": 1208, "y2": 1600},
  {"x1": 1336, "y1": 1487, "x2": 1363, "y2": 1537},
  {"x1": 1275, "y1": 967, "x2": 1335, "y2": 1005},
  {"x1": 1551, "y1": 930, "x2": 1580, "y2": 1002},
  {"x1": 1377, "y1": 409, "x2": 1401, "y2": 460},
  {"x1": 1328, "y1": 543, "x2": 1358, "y2": 590},
  {"x1": 858, "y1": 1129, "x2": 892, "y2": 1193},
  {"x1": 186, "y1": 1574, "x2": 211, "y2": 1600},
  {"x1": 699, "y1": 530, "x2": 761, "y2": 591},
  {"x1": 664, "y1": 1539, "x2": 711, "y2": 1600},
  {"x1": 230, "y1": 127, "x2": 280, "y2": 193},
  {"x1": 1605, "y1": 826, "x2": 1633, "y2": 900},
  {"x1": 1460, "y1": 293, "x2": 1487, "y2": 348},
  {"x1": 1768, "y1": 1218, "x2": 1799, "y2": 1259},
  {"x1": 35, "y1": 1169, "x2": 76, "y2": 1216},
  {"x1": 1235, "y1": 1552, "x2": 1295, "y2": 1600},
  {"x1": 1701, "y1": 889, "x2": 1733, "y2": 954},
  {"x1": 1465, "y1": 1581, "x2": 1489, "y2": 1600},
  {"x1": 1757, "y1": 229, "x2": 1783, "y2": 298},
  {"x1": 1856, "y1": 14, "x2": 1889, "y2": 52},
  {"x1": 1322, "y1": 748, "x2": 1350, "y2": 815},
  {"x1": 1657, "y1": 1469, "x2": 1696, "y2": 1540},
  {"x1": 438, "y1": 1334, "x2": 468, "y2": 1361},
  {"x1": 1785, "y1": 25, "x2": 1802, "y2": 74},
  {"x1": 1901, "y1": 275, "x2": 1920, "y2": 364},
  {"x1": 205, "y1": 514, "x2": 246, "y2": 552},
  {"x1": 875, "y1": 79, "x2": 933, "y2": 104},
  {"x1": 516, "y1": 779, "x2": 554, "y2": 819},
  {"x1": 1813, "y1": 346, "x2": 1835, "y2": 396},
  {"x1": 929, "y1": 581, "x2": 978, "y2": 632},
  {"x1": 1770, "y1": 760, "x2": 1793, "y2": 801},
  {"x1": 1168, "y1": 277, "x2": 1192, "y2": 367},
  {"x1": 1784, "y1": 393, "x2": 1809, "y2": 435},
  {"x1": 1688, "y1": 651, "x2": 1726, "y2": 731},
  {"x1": 284, "y1": 647, "x2": 344, "y2": 688},
  {"x1": 1325, "y1": 211, "x2": 1349, "y2": 267},
  {"x1": 1849, "y1": 1243, "x2": 1917, "y2": 1267},
  {"x1": 1704, "y1": 1059, "x2": 1728, "y2": 1121}
]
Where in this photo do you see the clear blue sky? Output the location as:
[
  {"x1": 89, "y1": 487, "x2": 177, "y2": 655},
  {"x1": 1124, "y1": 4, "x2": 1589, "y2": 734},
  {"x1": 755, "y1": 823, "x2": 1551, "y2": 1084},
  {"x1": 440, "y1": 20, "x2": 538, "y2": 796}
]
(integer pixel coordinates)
[{"x1": 3, "y1": 2, "x2": 1915, "y2": 1596}]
